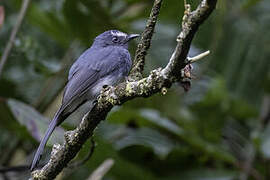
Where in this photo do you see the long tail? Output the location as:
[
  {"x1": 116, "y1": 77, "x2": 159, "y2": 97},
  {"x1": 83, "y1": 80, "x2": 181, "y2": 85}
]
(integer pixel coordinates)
[{"x1": 30, "y1": 112, "x2": 60, "y2": 171}]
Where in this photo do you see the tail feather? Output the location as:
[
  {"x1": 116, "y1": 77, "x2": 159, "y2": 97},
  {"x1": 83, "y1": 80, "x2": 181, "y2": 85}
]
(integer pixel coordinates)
[
  {"x1": 30, "y1": 113, "x2": 59, "y2": 171},
  {"x1": 30, "y1": 100, "x2": 87, "y2": 171}
]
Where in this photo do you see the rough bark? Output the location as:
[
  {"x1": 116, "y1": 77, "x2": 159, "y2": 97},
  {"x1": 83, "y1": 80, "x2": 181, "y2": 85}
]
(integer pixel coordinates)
[{"x1": 31, "y1": 0, "x2": 217, "y2": 179}]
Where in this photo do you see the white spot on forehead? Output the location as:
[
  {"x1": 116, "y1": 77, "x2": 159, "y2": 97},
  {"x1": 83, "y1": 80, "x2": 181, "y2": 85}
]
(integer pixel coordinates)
[{"x1": 111, "y1": 30, "x2": 127, "y2": 37}]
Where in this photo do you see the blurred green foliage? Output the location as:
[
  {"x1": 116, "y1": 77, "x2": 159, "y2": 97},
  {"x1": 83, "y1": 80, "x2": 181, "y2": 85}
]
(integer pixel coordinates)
[{"x1": 0, "y1": 0, "x2": 270, "y2": 179}]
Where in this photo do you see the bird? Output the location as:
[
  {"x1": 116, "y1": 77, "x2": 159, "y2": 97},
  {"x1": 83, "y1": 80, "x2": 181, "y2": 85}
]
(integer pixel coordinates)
[{"x1": 30, "y1": 30, "x2": 140, "y2": 171}]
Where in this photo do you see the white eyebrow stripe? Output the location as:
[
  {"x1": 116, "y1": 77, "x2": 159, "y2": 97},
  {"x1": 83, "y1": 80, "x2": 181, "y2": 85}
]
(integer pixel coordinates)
[{"x1": 111, "y1": 31, "x2": 127, "y2": 37}]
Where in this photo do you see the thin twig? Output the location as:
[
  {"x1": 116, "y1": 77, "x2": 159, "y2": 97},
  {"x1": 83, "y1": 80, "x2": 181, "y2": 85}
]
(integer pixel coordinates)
[
  {"x1": 68, "y1": 138, "x2": 96, "y2": 168},
  {"x1": 0, "y1": 6, "x2": 4, "y2": 29},
  {"x1": 31, "y1": 1, "x2": 217, "y2": 179},
  {"x1": 187, "y1": 50, "x2": 210, "y2": 63},
  {"x1": 130, "y1": 0, "x2": 163, "y2": 80},
  {"x1": 0, "y1": 0, "x2": 31, "y2": 78},
  {"x1": 163, "y1": 0, "x2": 217, "y2": 78},
  {"x1": 87, "y1": 159, "x2": 114, "y2": 180}
]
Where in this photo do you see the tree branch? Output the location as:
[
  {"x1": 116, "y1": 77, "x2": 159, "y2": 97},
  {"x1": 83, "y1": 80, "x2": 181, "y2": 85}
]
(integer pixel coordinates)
[
  {"x1": 163, "y1": 0, "x2": 217, "y2": 78},
  {"x1": 0, "y1": 6, "x2": 4, "y2": 29},
  {"x1": 31, "y1": 0, "x2": 217, "y2": 179},
  {"x1": 68, "y1": 138, "x2": 96, "y2": 169},
  {"x1": 130, "y1": 0, "x2": 163, "y2": 80},
  {"x1": 87, "y1": 159, "x2": 114, "y2": 180},
  {"x1": 0, "y1": 0, "x2": 31, "y2": 78}
]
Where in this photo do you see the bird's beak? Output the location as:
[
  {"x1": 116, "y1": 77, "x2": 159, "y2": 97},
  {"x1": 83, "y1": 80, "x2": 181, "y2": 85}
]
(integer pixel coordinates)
[{"x1": 127, "y1": 34, "x2": 140, "y2": 42}]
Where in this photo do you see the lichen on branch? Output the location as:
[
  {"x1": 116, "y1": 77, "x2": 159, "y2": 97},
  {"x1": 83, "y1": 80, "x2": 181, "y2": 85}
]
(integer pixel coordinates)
[
  {"x1": 130, "y1": 0, "x2": 163, "y2": 80},
  {"x1": 31, "y1": 0, "x2": 217, "y2": 179}
]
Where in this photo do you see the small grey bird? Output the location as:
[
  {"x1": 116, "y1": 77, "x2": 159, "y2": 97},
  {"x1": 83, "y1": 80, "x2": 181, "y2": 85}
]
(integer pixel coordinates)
[{"x1": 30, "y1": 30, "x2": 139, "y2": 171}]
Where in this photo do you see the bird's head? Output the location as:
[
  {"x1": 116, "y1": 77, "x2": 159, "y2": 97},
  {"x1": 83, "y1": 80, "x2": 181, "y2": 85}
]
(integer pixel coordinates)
[{"x1": 93, "y1": 30, "x2": 140, "y2": 48}]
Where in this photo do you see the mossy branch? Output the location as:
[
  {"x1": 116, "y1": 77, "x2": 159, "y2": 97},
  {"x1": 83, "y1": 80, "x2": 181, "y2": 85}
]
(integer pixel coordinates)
[
  {"x1": 31, "y1": 0, "x2": 217, "y2": 179},
  {"x1": 130, "y1": 0, "x2": 163, "y2": 80}
]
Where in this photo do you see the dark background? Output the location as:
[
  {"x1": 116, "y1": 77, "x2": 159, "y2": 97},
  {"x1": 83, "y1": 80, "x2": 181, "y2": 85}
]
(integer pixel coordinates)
[{"x1": 0, "y1": 0, "x2": 270, "y2": 179}]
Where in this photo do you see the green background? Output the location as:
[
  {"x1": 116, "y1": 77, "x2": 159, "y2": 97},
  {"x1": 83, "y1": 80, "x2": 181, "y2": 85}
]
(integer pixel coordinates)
[{"x1": 0, "y1": 0, "x2": 270, "y2": 179}]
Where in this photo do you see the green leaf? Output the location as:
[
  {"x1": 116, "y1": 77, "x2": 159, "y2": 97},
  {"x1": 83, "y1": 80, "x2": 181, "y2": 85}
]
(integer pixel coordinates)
[
  {"x1": 0, "y1": 98, "x2": 64, "y2": 146},
  {"x1": 99, "y1": 123, "x2": 175, "y2": 159},
  {"x1": 139, "y1": 109, "x2": 184, "y2": 136},
  {"x1": 108, "y1": 107, "x2": 234, "y2": 163},
  {"x1": 26, "y1": 1, "x2": 72, "y2": 46},
  {"x1": 67, "y1": 136, "x2": 158, "y2": 180}
]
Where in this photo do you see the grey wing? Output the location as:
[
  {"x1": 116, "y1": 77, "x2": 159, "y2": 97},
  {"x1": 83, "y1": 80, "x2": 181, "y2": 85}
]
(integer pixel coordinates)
[
  {"x1": 68, "y1": 63, "x2": 79, "y2": 81},
  {"x1": 68, "y1": 50, "x2": 88, "y2": 81},
  {"x1": 59, "y1": 47, "x2": 132, "y2": 123},
  {"x1": 61, "y1": 66, "x2": 100, "y2": 114},
  {"x1": 67, "y1": 48, "x2": 97, "y2": 81}
]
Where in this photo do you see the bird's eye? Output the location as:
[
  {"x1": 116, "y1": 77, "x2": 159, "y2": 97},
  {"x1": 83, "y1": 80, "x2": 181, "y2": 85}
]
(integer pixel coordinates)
[{"x1": 112, "y1": 36, "x2": 119, "y2": 43}]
